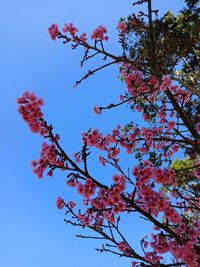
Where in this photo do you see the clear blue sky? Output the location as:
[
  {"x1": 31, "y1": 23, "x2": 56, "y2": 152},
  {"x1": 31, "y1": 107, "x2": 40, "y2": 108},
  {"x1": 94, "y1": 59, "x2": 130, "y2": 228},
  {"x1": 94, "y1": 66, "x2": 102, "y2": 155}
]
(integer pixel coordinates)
[{"x1": 1, "y1": 1, "x2": 185, "y2": 267}]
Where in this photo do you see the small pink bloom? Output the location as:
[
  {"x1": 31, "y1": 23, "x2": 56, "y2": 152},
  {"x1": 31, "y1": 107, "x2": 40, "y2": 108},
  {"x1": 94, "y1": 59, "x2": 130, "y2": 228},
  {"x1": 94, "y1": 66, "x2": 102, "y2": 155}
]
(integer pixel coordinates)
[
  {"x1": 48, "y1": 24, "x2": 59, "y2": 40},
  {"x1": 63, "y1": 22, "x2": 78, "y2": 36},
  {"x1": 120, "y1": 94, "x2": 125, "y2": 101},
  {"x1": 193, "y1": 168, "x2": 200, "y2": 179},
  {"x1": 17, "y1": 92, "x2": 47, "y2": 136},
  {"x1": 135, "y1": 105, "x2": 142, "y2": 112},
  {"x1": 143, "y1": 113, "x2": 149, "y2": 121},
  {"x1": 91, "y1": 25, "x2": 108, "y2": 41},
  {"x1": 167, "y1": 121, "x2": 176, "y2": 130},
  {"x1": 67, "y1": 201, "x2": 76, "y2": 209},
  {"x1": 79, "y1": 32, "x2": 87, "y2": 42},
  {"x1": 160, "y1": 75, "x2": 171, "y2": 91},
  {"x1": 56, "y1": 197, "x2": 64, "y2": 209},
  {"x1": 117, "y1": 21, "x2": 126, "y2": 33},
  {"x1": 93, "y1": 105, "x2": 101, "y2": 114}
]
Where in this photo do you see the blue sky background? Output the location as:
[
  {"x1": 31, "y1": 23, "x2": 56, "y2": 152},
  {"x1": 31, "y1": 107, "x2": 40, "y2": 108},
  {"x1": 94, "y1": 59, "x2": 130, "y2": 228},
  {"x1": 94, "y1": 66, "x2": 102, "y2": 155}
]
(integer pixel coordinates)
[{"x1": 1, "y1": 1, "x2": 185, "y2": 267}]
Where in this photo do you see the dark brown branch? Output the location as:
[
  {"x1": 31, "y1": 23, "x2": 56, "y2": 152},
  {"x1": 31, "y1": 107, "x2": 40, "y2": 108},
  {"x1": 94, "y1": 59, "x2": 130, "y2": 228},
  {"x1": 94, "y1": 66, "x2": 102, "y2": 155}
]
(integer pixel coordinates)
[
  {"x1": 47, "y1": 124, "x2": 189, "y2": 248},
  {"x1": 166, "y1": 89, "x2": 200, "y2": 141},
  {"x1": 59, "y1": 33, "x2": 132, "y2": 64},
  {"x1": 147, "y1": 0, "x2": 156, "y2": 71},
  {"x1": 74, "y1": 61, "x2": 117, "y2": 87},
  {"x1": 76, "y1": 234, "x2": 106, "y2": 240},
  {"x1": 122, "y1": 194, "x2": 185, "y2": 243}
]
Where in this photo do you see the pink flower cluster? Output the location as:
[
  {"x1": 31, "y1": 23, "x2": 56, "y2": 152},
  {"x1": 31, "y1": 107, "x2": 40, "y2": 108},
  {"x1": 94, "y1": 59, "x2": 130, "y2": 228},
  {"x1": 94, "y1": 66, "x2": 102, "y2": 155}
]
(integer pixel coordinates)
[
  {"x1": 160, "y1": 75, "x2": 171, "y2": 91},
  {"x1": 73, "y1": 151, "x2": 82, "y2": 163},
  {"x1": 136, "y1": 183, "x2": 181, "y2": 224},
  {"x1": 31, "y1": 142, "x2": 64, "y2": 178},
  {"x1": 139, "y1": 224, "x2": 199, "y2": 267},
  {"x1": 91, "y1": 25, "x2": 108, "y2": 41},
  {"x1": 91, "y1": 175, "x2": 126, "y2": 220},
  {"x1": 93, "y1": 105, "x2": 101, "y2": 114},
  {"x1": 83, "y1": 124, "x2": 182, "y2": 164},
  {"x1": 108, "y1": 147, "x2": 120, "y2": 159},
  {"x1": 17, "y1": 91, "x2": 48, "y2": 136},
  {"x1": 98, "y1": 155, "x2": 107, "y2": 166},
  {"x1": 82, "y1": 129, "x2": 109, "y2": 150},
  {"x1": 78, "y1": 209, "x2": 94, "y2": 226},
  {"x1": 133, "y1": 163, "x2": 176, "y2": 186},
  {"x1": 68, "y1": 174, "x2": 126, "y2": 227},
  {"x1": 120, "y1": 66, "x2": 193, "y2": 138},
  {"x1": 123, "y1": 68, "x2": 159, "y2": 96},
  {"x1": 169, "y1": 239, "x2": 199, "y2": 267},
  {"x1": 117, "y1": 241, "x2": 131, "y2": 255},
  {"x1": 117, "y1": 21, "x2": 126, "y2": 33},
  {"x1": 144, "y1": 251, "x2": 162, "y2": 264},
  {"x1": 79, "y1": 32, "x2": 87, "y2": 43},
  {"x1": 160, "y1": 76, "x2": 192, "y2": 105},
  {"x1": 125, "y1": 71, "x2": 143, "y2": 96},
  {"x1": 56, "y1": 196, "x2": 65, "y2": 209},
  {"x1": 150, "y1": 234, "x2": 169, "y2": 254},
  {"x1": 152, "y1": 168, "x2": 176, "y2": 185},
  {"x1": 67, "y1": 201, "x2": 76, "y2": 209},
  {"x1": 193, "y1": 167, "x2": 200, "y2": 179},
  {"x1": 167, "y1": 121, "x2": 176, "y2": 130},
  {"x1": 77, "y1": 178, "x2": 97, "y2": 199},
  {"x1": 48, "y1": 24, "x2": 59, "y2": 40},
  {"x1": 148, "y1": 75, "x2": 159, "y2": 87},
  {"x1": 63, "y1": 23, "x2": 78, "y2": 37}
]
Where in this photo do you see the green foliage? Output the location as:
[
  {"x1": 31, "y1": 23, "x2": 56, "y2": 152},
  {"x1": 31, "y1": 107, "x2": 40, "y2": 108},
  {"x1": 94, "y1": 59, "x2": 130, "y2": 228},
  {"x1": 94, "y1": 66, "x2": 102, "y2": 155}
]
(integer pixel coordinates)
[
  {"x1": 123, "y1": 2, "x2": 200, "y2": 84},
  {"x1": 170, "y1": 157, "x2": 200, "y2": 193},
  {"x1": 171, "y1": 157, "x2": 195, "y2": 185}
]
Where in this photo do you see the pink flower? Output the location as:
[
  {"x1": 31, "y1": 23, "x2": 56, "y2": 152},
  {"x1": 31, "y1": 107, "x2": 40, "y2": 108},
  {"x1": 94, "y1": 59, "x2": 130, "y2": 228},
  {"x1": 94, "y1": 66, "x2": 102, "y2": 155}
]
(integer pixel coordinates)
[
  {"x1": 117, "y1": 21, "x2": 126, "y2": 33},
  {"x1": 48, "y1": 24, "x2": 59, "y2": 40},
  {"x1": 91, "y1": 25, "x2": 108, "y2": 41},
  {"x1": 160, "y1": 75, "x2": 171, "y2": 91},
  {"x1": 66, "y1": 178, "x2": 78, "y2": 187},
  {"x1": 78, "y1": 213, "x2": 92, "y2": 226},
  {"x1": 56, "y1": 197, "x2": 64, "y2": 209},
  {"x1": 108, "y1": 147, "x2": 120, "y2": 158},
  {"x1": 148, "y1": 75, "x2": 159, "y2": 87},
  {"x1": 143, "y1": 113, "x2": 149, "y2": 121},
  {"x1": 119, "y1": 94, "x2": 125, "y2": 101},
  {"x1": 93, "y1": 105, "x2": 101, "y2": 114},
  {"x1": 117, "y1": 241, "x2": 130, "y2": 255},
  {"x1": 188, "y1": 228, "x2": 199, "y2": 239},
  {"x1": 31, "y1": 142, "x2": 60, "y2": 178},
  {"x1": 79, "y1": 32, "x2": 87, "y2": 42},
  {"x1": 178, "y1": 222, "x2": 186, "y2": 232},
  {"x1": 135, "y1": 105, "x2": 142, "y2": 112},
  {"x1": 67, "y1": 201, "x2": 76, "y2": 209},
  {"x1": 73, "y1": 152, "x2": 82, "y2": 163},
  {"x1": 63, "y1": 22, "x2": 78, "y2": 36},
  {"x1": 98, "y1": 155, "x2": 106, "y2": 166},
  {"x1": 132, "y1": 166, "x2": 139, "y2": 176},
  {"x1": 76, "y1": 179, "x2": 97, "y2": 198},
  {"x1": 77, "y1": 183, "x2": 84, "y2": 195},
  {"x1": 167, "y1": 121, "x2": 176, "y2": 130},
  {"x1": 193, "y1": 168, "x2": 200, "y2": 179},
  {"x1": 17, "y1": 92, "x2": 48, "y2": 136}
]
